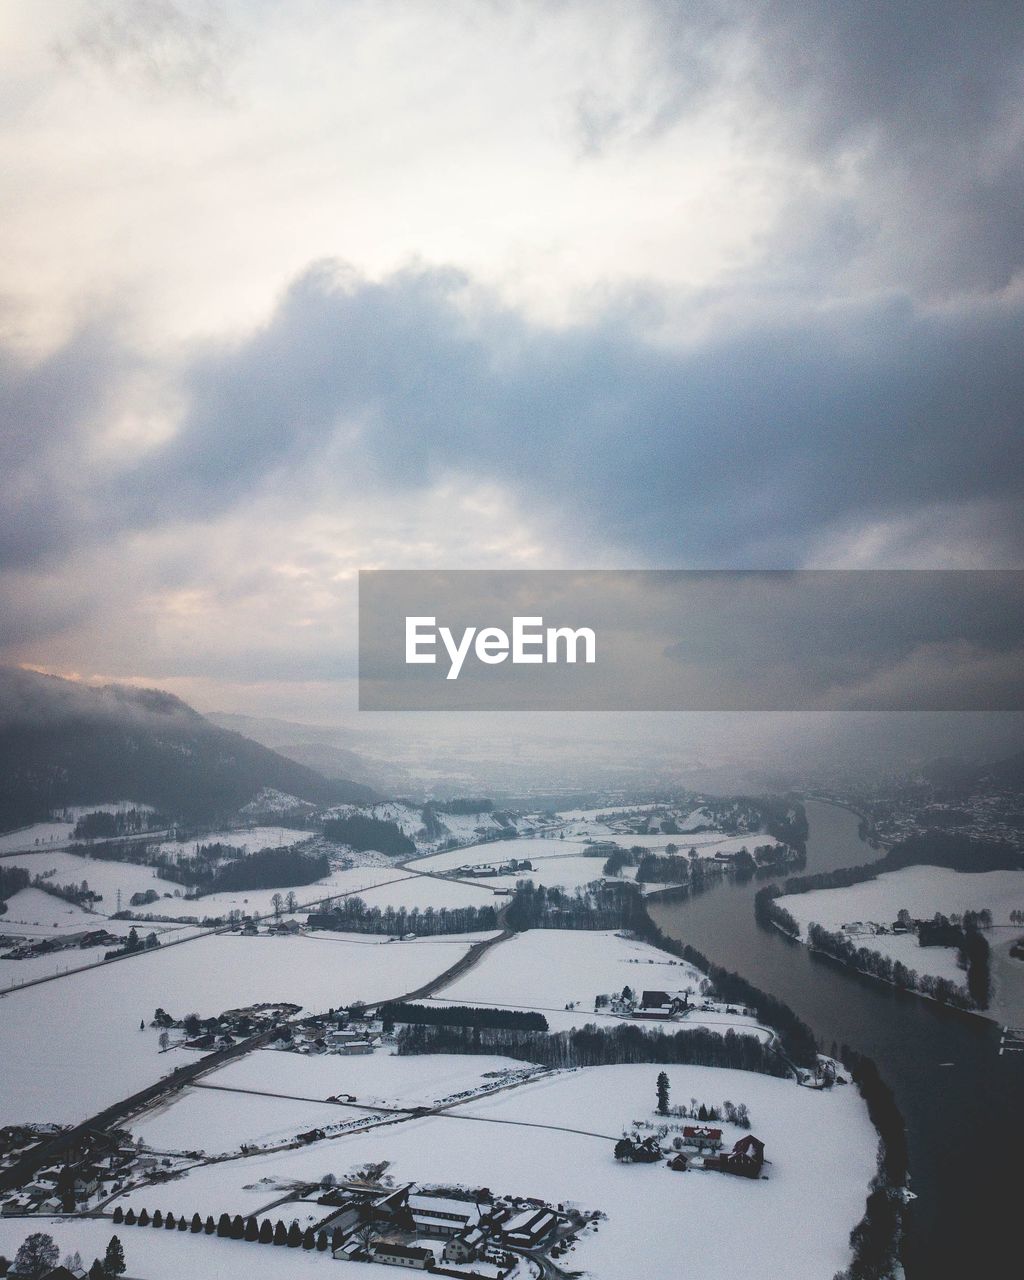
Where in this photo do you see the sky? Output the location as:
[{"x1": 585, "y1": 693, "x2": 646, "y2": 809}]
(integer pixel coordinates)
[{"x1": 1, "y1": 0, "x2": 1023, "y2": 725}]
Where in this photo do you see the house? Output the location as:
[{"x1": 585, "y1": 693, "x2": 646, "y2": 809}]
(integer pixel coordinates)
[
  {"x1": 409, "y1": 1192, "x2": 481, "y2": 1237},
  {"x1": 335, "y1": 1040, "x2": 375, "y2": 1055},
  {"x1": 668, "y1": 1152, "x2": 689, "y2": 1171},
  {"x1": 682, "y1": 1125, "x2": 722, "y2": 1151},
  {"x1": 633, "y1": 991, "x2": 674, "y2": 1019},
  {"x1": 443, "y1": 1226, "x2": 485, "y2": 1262},
  {"x1": 501, "y1": 1207, "x2": 556, "y2": 1247},
  {"x1": 327, "y1": 1028, "x2": 363, "y2": 1045},
  {"x1": 369, "y1": 1239, "x2": 436, "y2": 1269},
  {"x1": 706, "y1": 1134, "x2": 766, "y2": 1178}
]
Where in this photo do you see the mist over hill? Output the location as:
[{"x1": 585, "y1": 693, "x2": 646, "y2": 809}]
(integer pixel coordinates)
[{"x1": 0, "y1": 668, "x2": 378, "y2": 831}]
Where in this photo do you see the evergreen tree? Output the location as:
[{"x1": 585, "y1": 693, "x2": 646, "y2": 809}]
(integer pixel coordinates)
[
  {"x1": 204, "y1": 1215, "x2": 216, "y2": 1234},
  {"x1": 287, "y1": 1222, "x2": 303, "y2": 1247},
  {"x1": 302, "y1": 1227, "x2": 316, "y2": 1249},
  {"x1": 274, "y1": 1221, "x2": 288, "y2": 1245},
  {"x1": 656, "y1": 1071, "x2": 670, "y2": 1116},
  {"x1": 244, "y1": 1217, "x2": 260, "y2": 1242},
  {"x1": 103, "y1": 1234, "x2": 127, "y2": 1278},
  {"x1": 190, "y1": 1213, "x2": 203, "y2": 1232}
]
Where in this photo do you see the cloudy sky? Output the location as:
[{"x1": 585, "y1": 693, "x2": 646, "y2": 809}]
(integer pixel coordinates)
[{"x1": 2, "y1": 0, "x2": 1022, "y2": 721}]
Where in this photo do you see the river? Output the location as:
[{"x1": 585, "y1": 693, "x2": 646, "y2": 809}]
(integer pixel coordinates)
[{"x1": 648, "y1": 799, "x2": 1022, "y2": 1280}]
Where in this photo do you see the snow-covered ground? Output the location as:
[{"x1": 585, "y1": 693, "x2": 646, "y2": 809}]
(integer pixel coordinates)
[
  {"x1": 152, "y1": 827, "x2": 313, "y2": 860},
  {"x1": 0, "y1": 849, "x2": 410, "y2": 923},
  {"x1": 412, "y1": 835, "x2": 598, "y2": 872},
  {"x1": 432, "y1": 928, "x2": 704, "y2": 1012},
  {"x1": 131, "y1": 1085, "x2": 382, "y2": 1155},
  {"x1": 352, "y1": 873, "x2": 497, "y2": 912},
  {"x1": 0, "y1": 1218, "x2": 359, "y2": 1280},
  {"x1": 130, "y1": 1050, "x2": 537, "y2": 1152},
  {"x1": 108, "y1": 1062, "x2": 876, "y2": 1280},
  {"x1": 777, "y1": 866, "x2": 1024, "y2": 995},
  {"x1": 0, "y1": 888, "x2": 142, "y2": 939},
  {"x1": 412, "y1": 831, "x2": 782, "y2": 877},
  {"x1": 484, "y1": 855, "x2": 635, "y2": 893},
  {"x1": 0, "y1": 821, "x2": 75, "y2": 852},
  {"x1": 0, "y1": 932, "x2": 484, "y2": 1126},
  {"x1": 208, "y1": 1047, "x2": 535, "y2": 1110}
]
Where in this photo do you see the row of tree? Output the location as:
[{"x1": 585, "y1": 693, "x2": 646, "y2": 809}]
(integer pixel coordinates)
[
  {"x1": 112, "y1": 1205, "x2": 337, "y2": 1251},
  {"x1": 380, "y1": 1001, "x2": 548, "y2": 1032},
  {"x1": 307, "y1": 898, "x2": 498, "y2": 936},
  {"x1": 396, "y1": 1020, "x2": 789, "y2": 1075},
  {"x1": 805, "y1": 922, "x2": 989, "y2": 1010}
]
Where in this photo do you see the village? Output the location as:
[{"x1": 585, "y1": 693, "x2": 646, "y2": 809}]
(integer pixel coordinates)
[{"x1": 0, "y1": 796, "x2": 881, "y2": 1280}]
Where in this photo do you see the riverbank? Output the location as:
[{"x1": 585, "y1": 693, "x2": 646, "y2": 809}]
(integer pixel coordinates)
[{"x1": 647, "y1": 798, "x2": 1020, "y2": 1280}]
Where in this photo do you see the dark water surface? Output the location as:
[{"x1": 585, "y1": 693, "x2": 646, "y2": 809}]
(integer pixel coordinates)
[{"x1": 648, "y1": 799, "x2": 1022, "y2": 1280}]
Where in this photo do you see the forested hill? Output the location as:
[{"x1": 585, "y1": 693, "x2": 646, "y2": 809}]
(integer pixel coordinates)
[{"x1": 0, "y1": 667, "x2": 378, "y2": 831}]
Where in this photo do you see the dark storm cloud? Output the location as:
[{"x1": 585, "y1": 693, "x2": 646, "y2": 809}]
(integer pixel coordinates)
[
  {"x1": 4, "y1": 261, "x2": 1022, "y2": 592},
  {"x1": 116, "y1": 264, "x2": 1024, "y2": 566},
  {"x1": 591, "y1": 0, "x2": 1024, "y2": 290},
  {"x1": 0, "y1": 325, "x2": 131, "y2": 568}
]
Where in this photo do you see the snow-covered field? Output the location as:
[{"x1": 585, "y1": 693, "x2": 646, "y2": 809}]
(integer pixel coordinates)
[
  {"x1": 432, "y1": 928, "x2": 704, "y2": 1012},
  {"x1": 411, "y1": 835, "x2": 593, "y2": 871},
  {"x1": 0, "y1": 821, "x2": 75, "y2": 852},
  {"x1": 352, "y1": 873, "x2": 497, "y2": 912},
  {"x1": 138, "y1": 1048, "x2": 535, "y2": 1139},
  {"x1": 152, "y1": 827, "x2": 312, "y2": 860},
  {"x1": 0, "y1": 888, "x2": 145, "y2": 939},
  {"x1": 109, "y1": 1063, "x2": 876, "y2": 1280},
  {"x1": 131, "y1": 1084, "x2": 375, "y2": 1154},
  {"x1": 0, "y1": 1218, "x2": 354, "y2": 1280},
  {"x1": 0, "y1": 932, "x2": 482, "y2": 1126},
  {"x1": 412, "y1": 831, "x2": 782, "y2": 879},
  {"x1": 210, "y1": 1047, "x2": 534, "y2": 1109},
  {"x1": 0, "y1": 849, "x2": 410, "y2": 923},
  {"x1": 483, "y1": 855, "x2": 633, "y2": 893},
  {"x1": 777, "y1": 865, "x2": 1024, "y2": 992}
]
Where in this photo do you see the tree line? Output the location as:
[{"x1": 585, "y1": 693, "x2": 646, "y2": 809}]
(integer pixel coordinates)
[
  {"x1": 307, "y1": 898, "x2": 498, "y2": 936},
  {"x1": 380, "y1": 1001, "x2": 548, "y2": 1031},
  {"x1": 804, "y1": 922, "x2": 989, "y2": 1011},
  {"x1": 111, "y1": 1205, "x2": 338, "y2": 1252},
  {"x1": 397, "y1": 1019, "x2": 788, "y2": 1075},
  {"x1": 73, "y1": 808, "x2": 155, "y2": 839}
]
